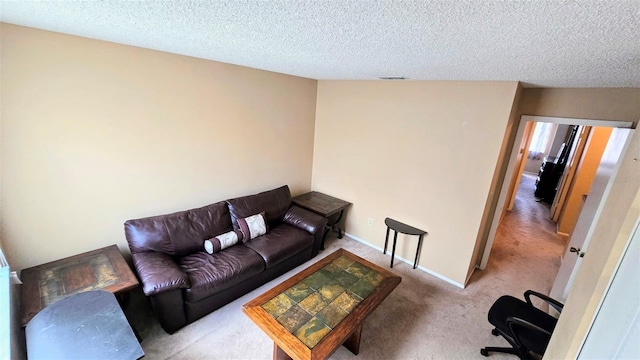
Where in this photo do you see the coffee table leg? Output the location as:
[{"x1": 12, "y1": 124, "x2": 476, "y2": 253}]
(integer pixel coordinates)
[
  {"x1": 273, "y1": 343, "x2": 293, "y2": 360},
  {"x1": 343, "y1": 323, "x2": 363, "y2": 355}
]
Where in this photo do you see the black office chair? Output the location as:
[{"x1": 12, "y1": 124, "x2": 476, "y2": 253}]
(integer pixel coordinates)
[{"x1": 481, "y1": 290, "x2": 564, "y2": 360}]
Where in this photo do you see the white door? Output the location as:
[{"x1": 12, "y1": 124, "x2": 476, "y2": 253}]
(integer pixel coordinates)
[
  {"x1": 577, "y1": 218, "x2": 640, "y2": 359},
  {"x1": 549, "y1": 128, "x2": 633, "y2": 302}
]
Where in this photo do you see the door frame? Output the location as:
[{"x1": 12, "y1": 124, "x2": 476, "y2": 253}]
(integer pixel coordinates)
[
  {"x1": 549, "y1": 127, "x2": 633, "y2": 302},
  {"x1": 479, "y1": 115, "x2": 634, "y2": 270},
  {"x1": 577, "y1": 216, "x2": 640, "y2": 358},
  {"x1": 550, "y1": 125, "x2": 590, "y2": 222},
  {"x1": 505, "y1": 120, "x2": 536, "y2": 212}
]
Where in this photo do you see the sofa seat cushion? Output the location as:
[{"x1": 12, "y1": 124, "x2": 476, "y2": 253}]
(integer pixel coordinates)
[
  {"x1": 243, "y1": 223, "x2": 314, "y2": 269},
  {"x1": 178, "y1": 245, "x2": 265, "y2": 303}
]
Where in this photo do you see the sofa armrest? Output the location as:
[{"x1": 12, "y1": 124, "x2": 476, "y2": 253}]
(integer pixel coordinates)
[
  {"x1": 132, "y1": 251, "x2": 190, "y2": 296},
  {"x1": 284, "y1": 205, "x2": 327, "y2": 234}
]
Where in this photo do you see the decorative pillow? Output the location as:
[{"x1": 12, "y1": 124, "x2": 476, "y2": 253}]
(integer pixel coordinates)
[
  {"x1": 237, "y1": 212, "x2": 267, "y2": 242},
  {"x1": 204, "y1": 230, "x2": 243, "y2": 254}
]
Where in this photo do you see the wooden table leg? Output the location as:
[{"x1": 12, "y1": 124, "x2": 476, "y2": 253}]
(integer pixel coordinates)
[
  {"x1": 343, "y1": 323, "x2": 363, "y2": 355},
  {"x1": 273, "y1": 343, "x2": 293, "y2": 360}
]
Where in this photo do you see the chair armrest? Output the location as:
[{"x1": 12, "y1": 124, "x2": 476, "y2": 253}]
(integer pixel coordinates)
[
  {"x1": 524, "y1": 290, "x2": 564, "y2": 313},
  {"x1": 506, "y1": 316, "x2": 552, "y2": 352},
  {"x1": 283, "y1": 205, "x2": 327, "y2": 235},
  {"x1": 132, "y1": 251, "x2": 190, "y2": 296}
]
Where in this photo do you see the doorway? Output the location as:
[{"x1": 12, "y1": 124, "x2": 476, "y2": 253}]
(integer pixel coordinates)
[{"x1": 479, "y1": 116, "x2": 634, "y2": 296}]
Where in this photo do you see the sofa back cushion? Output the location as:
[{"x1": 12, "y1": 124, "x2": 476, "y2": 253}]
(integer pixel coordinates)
[
  {"x1": 226, "y1": 185, "x2": 291, "y2": 229},
  {"x1": 125, "y1": 201, "x2": 233, "y2": 256}
]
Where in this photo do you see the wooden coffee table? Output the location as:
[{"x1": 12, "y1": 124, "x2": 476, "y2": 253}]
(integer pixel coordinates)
[
  {"x1": 243, "y1": 248, "x2": 401, "y2": 360},
  {"x1": 21, "y1": 244, "x2": 139, "y2": 326}
]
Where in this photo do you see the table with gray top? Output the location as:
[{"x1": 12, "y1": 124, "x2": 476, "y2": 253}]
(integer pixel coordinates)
[{"x1": 25, "y1": 289, "x2": 144, "y2": 360}]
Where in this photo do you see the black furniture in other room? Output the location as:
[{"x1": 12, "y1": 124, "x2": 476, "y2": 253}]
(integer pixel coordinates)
[{"x1": 534, "y1": 125, "x2": 579, "y2": 203}]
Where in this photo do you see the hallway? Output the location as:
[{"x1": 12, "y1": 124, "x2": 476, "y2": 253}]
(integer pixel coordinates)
[{"x1": 470, "y1": 172, "x2": 566, "y2": 299}]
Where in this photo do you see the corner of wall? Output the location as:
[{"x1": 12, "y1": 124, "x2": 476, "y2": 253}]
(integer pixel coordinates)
[{"x1": 467, "y1": 82, "x2": 523, "y2": 280}]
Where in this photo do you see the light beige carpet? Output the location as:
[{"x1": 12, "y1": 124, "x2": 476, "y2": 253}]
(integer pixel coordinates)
[{"x1": 126, "y1": 174, "x2": 565, "y2": 359}]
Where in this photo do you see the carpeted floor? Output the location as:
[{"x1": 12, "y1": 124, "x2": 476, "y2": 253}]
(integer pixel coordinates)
[{"x1": 125, "y1": 173, "x2": 566, "y2": 359}]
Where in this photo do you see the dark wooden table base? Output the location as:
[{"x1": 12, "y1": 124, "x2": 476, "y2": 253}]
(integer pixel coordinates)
[
  {"x1": 292, "y1": 191, "x2": 352, "y2": 250},
  {"x1": 383, "y1": 218, "x2": 427, "y2": 269},
  {"x1": 273, "y1": 324, "x2": 363, "y2": 360}
]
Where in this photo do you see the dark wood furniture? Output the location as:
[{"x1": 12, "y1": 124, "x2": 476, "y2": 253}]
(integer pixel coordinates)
[
  {"x1": 21, "y1": 244, "x2": 139, "y2": 326},
  {"x1": 25, "y1": 290, "x2": 144, "y2": 360},
  {"x1": 534, "y1": 125, "x2": 579, "y2": 203},
  {"x1": 292, "y1": 191, "x2": 351, "y2": 250},
  {"x1": 383, "y1": 218, "x2": 427, "y2": 269},
  {"x1": 534, "y1": 156, "x2": 561, "y2": 202},
  {"x1": 243, "y1": 248, "x2": 401, "y2": 360}
]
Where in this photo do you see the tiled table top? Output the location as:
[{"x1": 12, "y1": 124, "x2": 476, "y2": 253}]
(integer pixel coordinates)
[
  {"x1": 243, "y1": 248, "x2": 401, "y2": 360},
  {"x1": 261, "y1": 255, "x2": 385, "y2": 348}
]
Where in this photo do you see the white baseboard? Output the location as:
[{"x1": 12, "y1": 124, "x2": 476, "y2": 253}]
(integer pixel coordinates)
[{"x1": 344, "y1": 232, "x2": 465, "y2": 289}]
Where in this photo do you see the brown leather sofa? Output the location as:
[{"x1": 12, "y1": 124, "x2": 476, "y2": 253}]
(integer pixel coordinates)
[{"x1": 124, "y1": 185, "x2": 327, "y2": 333}]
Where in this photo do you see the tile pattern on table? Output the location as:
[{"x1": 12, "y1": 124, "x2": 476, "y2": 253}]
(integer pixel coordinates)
[
  {"x1": 262, "y1": 255, "x2": 386, "y2": 349},
  {"x1": 39, "y1": 253, "x2": 119, "y2": 306}
]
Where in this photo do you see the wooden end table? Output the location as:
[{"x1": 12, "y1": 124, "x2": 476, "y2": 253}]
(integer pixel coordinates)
[
  {"x1": 292, "y1": 192, "x2": 351, "y2": 250},
  {"x1": 243, "y1": 248, "x2": 401, "y2": 360},
  {"x1": 20, "y1": 244, "x2": 139, "y2": 326}
]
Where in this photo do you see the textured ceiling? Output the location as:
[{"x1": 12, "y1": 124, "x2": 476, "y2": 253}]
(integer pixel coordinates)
[{"x1": 1, "y1": 1, "x2": 639, "y2": 87}]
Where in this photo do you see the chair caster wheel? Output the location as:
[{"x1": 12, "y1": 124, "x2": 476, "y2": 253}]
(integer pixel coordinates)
[
  {"x1": 480, "y1": 348, "x2": 489, "y2": 357},
  {"x1": 491, "y1": 328, "x2": 499, "y2": 336}
]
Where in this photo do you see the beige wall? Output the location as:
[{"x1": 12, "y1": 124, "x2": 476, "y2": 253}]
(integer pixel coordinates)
[
  {"x1": 469, "y1": 84, "x2": 523, "y2": 279},
  {"x1": 0, "y1": 24, "x2": 318, "y2": 271},
  {"x1": 313, "y1": 81, "x2": 519, "y2": 285},
  {"x1": 519, "y1": 88, "x2": 640, "y2": 122}
]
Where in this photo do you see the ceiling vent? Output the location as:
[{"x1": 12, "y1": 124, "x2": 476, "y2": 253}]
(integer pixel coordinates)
[{"x1": 378, "y1": 76, "x2": 408, "y2": 80}]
